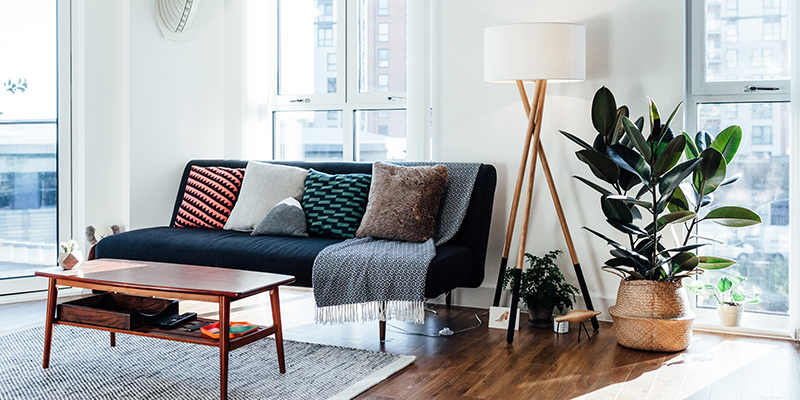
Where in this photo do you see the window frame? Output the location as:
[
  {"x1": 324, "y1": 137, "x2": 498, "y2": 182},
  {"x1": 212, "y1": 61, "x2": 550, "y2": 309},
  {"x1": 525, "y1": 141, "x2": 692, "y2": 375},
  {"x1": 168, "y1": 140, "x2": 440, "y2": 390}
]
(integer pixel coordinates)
[
  {"x1": 268, "y1": 0, "x2": 409, "y2": 162},
  {"x1": 686, "y1": 0, "x2": 794, "y2": 334}
]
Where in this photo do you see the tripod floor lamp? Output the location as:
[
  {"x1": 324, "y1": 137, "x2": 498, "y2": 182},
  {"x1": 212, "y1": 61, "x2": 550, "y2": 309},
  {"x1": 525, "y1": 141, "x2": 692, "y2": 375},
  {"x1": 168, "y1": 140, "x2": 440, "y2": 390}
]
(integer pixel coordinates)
[{"x1": 484, "y1": 23, "x2": 599, "y2": 343}]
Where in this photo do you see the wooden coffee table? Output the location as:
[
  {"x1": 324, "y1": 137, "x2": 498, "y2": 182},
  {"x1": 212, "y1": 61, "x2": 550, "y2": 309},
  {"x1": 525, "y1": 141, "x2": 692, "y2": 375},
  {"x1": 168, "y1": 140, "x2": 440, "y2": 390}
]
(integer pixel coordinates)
[{"x1": 35, "y1": 259, "x2": 296, "y2": 400}]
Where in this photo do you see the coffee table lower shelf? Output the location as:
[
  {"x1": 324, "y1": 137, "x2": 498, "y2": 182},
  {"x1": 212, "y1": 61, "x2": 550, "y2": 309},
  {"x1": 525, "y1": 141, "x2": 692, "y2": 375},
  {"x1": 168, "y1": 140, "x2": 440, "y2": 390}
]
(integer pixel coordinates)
[{"x1": 55, "y1": 318, "x2": 276, "y2": 351}]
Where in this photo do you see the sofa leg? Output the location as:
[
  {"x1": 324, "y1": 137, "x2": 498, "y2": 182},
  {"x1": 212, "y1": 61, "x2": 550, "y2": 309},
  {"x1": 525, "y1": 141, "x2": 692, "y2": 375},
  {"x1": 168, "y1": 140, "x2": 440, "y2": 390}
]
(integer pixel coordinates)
[
  {"x1": 379, "y1": 320, "x2": 386, "y2": 342},
  {"x1": 445, "y1": 291, "x2": 452, "y2": 309}
]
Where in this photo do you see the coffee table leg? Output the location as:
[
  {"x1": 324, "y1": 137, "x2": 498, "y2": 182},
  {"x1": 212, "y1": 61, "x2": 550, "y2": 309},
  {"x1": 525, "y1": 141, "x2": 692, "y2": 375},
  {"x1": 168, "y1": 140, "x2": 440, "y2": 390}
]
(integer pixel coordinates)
[
  {"x1": 270, "y1": 288, "x2": 286, "y2": 374},
  {"x1": 110, "y1": 332, "x2": 116, "y2": 347},
  {"x1": 42, "y1": 278, "x2": 57, "y2": 368},
  {"x1": 219, "y1": 296, "x2": 231, "y2": 400}
]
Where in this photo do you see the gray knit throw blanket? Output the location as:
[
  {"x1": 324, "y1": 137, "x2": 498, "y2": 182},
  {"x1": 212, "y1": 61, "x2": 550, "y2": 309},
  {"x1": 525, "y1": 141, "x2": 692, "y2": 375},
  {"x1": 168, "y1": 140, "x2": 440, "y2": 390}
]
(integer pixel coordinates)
[{"x1": 313, "y1": 162, "x2": 481, "y2": 325}]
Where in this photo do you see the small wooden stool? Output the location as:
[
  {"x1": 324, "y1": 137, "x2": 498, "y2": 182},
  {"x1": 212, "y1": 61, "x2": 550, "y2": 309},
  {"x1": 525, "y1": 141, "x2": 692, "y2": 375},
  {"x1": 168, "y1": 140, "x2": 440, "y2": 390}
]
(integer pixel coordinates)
[{"x1": 555, "y1": 310, "x2": 601, "y2": 342}]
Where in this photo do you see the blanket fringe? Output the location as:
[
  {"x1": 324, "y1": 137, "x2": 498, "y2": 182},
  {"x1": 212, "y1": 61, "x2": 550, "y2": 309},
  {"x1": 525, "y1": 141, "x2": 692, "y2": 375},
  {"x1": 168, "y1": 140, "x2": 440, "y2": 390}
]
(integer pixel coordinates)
[{"x1": 315, "y1": 300, "x2": 425, "y2": 325}]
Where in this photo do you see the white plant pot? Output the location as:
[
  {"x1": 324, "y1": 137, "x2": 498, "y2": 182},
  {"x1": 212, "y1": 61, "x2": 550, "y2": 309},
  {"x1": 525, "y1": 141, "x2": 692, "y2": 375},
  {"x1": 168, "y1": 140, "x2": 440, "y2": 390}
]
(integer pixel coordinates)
[
  {"x1": 58, "y1": 251, "x2": 83, "y2": 270},
  {"x1": 554, "y1": 317, "x2": 569, "y2": 333},
  {"x1": 717, "y1": 303, "x2": 743, "y2": 327}
]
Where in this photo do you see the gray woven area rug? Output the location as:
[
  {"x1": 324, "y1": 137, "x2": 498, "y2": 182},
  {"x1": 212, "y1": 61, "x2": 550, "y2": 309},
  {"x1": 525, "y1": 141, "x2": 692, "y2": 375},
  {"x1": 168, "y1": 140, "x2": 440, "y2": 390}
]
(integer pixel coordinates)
[{"x1": 0, "y1": 325, "x2": 414, "y2": 400}]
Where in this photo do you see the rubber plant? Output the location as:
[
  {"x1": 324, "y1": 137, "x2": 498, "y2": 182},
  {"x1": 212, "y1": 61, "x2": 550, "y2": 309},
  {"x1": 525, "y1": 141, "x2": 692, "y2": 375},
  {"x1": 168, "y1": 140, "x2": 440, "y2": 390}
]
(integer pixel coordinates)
[{"x1": 560, "y1": 87, "x2": 762, "y2": 281}]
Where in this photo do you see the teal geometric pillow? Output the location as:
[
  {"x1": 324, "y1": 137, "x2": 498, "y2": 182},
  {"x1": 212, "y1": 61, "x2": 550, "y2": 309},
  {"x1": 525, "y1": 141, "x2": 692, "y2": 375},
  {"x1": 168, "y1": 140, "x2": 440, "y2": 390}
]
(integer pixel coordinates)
[{"x1": 302, "y1": 169, "x2": 372, "y2": 239}]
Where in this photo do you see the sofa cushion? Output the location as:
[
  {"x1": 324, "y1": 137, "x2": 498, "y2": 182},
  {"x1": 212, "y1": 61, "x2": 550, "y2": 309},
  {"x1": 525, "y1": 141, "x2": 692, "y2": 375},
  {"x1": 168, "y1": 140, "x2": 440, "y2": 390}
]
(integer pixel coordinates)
[
  {"x1": 302, "y1": 169, "x2": 371, "y2": 239},
  {"x1": 95, "y1": 227, "x2": 342, "y2": 287},
  {"x1": 173, "y1": 166, "x2": 245, "y2": 229},
  {"x1": 356, "y1": 162, "x2": 448, "y2": 243},
  {"x1": 94, "y1": 226, "x2": 473, "y2": 295},
  {"x1": 223, "y1": 161, "x2": 308, "y2": 232},
  {"x1": 252, "y1": 197, "x2": 308, "y2": 238}
]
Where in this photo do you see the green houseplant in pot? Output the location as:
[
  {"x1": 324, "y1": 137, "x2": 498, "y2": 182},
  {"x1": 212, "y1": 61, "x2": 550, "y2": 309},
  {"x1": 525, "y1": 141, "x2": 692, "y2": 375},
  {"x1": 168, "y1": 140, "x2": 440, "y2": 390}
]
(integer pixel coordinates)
[
  {"x1": 502, "y1": 250, "x2": 580, "y2": 329},
  {"x1": 560, "y1": 87, "x2": 762, "y2": 351},
  {"x1": 687, "y1": 276, "x2": 761, "y2": 327}
]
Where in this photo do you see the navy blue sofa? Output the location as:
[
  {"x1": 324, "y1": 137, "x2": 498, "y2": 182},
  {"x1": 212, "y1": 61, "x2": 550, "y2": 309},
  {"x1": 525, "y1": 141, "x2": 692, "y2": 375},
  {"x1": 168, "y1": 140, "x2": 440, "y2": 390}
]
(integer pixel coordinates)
[{"x1": 95, "y1": 160, "x2": 496, "y2": 307}]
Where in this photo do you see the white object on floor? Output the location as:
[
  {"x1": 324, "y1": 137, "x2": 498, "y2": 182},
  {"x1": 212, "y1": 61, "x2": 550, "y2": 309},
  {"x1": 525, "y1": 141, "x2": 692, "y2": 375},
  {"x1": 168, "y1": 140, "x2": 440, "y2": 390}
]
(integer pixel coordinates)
[{"x1": 489, "y1": 306, "x2": 519, "y2": 331}]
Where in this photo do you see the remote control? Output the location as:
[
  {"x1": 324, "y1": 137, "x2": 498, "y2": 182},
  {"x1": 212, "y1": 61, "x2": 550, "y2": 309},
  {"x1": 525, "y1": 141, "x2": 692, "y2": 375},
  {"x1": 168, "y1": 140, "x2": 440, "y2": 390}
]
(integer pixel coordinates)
[
  {"x1": 185, "y1": 321, "x2": 213, "y2": 332},
  {"x1": 156, "y1": 312, "x2": 197, "y2": 329}
]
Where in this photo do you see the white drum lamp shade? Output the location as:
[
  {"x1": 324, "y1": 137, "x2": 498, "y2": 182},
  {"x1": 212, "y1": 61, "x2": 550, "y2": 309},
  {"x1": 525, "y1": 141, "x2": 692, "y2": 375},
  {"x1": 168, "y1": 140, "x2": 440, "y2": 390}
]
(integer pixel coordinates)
[{"x1": 484, "y1": 23, "x2": 586, "y2": 83}]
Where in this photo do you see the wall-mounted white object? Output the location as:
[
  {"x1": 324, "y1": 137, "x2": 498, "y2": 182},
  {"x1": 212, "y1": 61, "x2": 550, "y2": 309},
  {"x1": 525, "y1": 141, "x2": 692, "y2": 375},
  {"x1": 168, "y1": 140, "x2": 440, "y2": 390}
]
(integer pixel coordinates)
[{"x1": 154, "y1": 0, "x2": 202, "y2": 41}]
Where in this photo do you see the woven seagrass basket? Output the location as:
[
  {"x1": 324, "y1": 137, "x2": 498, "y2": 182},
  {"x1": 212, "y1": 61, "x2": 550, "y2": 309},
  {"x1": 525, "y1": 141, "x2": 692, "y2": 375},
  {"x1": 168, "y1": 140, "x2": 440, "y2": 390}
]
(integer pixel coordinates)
[{"x1": 609, "y1": 280, "x2": 696, "y2": 352}]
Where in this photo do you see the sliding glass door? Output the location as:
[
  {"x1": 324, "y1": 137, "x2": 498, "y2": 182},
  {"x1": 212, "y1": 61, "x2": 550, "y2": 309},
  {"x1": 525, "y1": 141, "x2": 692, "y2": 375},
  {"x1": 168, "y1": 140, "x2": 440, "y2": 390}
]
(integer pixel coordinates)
[{"x1": 0, "y1": 0, "x2": 62, "y2": 297}]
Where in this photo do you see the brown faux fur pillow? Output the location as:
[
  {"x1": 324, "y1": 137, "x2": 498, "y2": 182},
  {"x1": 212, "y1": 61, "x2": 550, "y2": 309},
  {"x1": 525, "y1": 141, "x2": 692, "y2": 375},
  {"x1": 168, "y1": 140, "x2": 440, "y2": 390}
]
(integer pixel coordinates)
[{"x1": 356, "y1": 162, "x2": 448, "y2": 242}]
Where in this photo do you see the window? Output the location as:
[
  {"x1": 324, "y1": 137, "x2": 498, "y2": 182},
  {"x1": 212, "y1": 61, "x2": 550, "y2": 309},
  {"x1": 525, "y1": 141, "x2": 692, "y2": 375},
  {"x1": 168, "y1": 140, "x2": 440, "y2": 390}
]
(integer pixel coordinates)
[
  {"x1": 327, "y1": 53, "x2": 336, "y2": 71},
  {"x1": 725, "y1": 49, "x2": 737, "y2": 68},
  {"x1": 752, "y1": 104, "x2": 773, "y2": 119},
  {"x1": 377, "y1": 74, "x2": 389, "y2": 92},
  {"x1": 752, "y1": 48, "x2": 772, "y2": 68},
  {"x1": 752, "y1": 126, "x2": 773, "y2": 145},
  {"x1": 377, "y1": 22, "x2": 389, "y2": 42},
  {"x1": 378, "y1": 49, "x2": 389, "y2": 68},
  {"x1": 726, "y1": 0, "x2": 737, "y2": 18},
  {"x1": 377, "y1": 0, "x2": 389, "y2": 16},
  {"x1": 0, "y1": 1, "x2": 70, "y2": 296},
  {"x1": 273, "y1": 0, "x2": 408, "y2": 162},
  {"x1": 688, "y1": 1, "x2": 792, "y2": 326},
  {"x1": 726, "y1": 23, "x2": 737, "y2": 42},
  {"x1": 318, "y1": 27, "x2": 334, "y2": 46},
  {"x1": 763, "y1": 21, "x2": 781, "y2": 41}
]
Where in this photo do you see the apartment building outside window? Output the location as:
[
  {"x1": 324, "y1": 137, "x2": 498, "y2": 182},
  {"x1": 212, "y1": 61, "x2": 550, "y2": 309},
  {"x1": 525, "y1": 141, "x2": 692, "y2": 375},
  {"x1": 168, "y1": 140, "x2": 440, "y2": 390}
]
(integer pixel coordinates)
[{"x1": 273, "y1": 0, "x2": 408, "y2": 162}]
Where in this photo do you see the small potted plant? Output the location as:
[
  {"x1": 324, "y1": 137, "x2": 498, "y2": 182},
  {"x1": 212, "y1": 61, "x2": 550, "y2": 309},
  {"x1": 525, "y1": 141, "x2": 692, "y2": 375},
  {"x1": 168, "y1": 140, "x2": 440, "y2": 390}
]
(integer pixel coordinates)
[
  {"x1": 687, "y1": 276, "x2": 761, "y2": 327},
  {"x1": 503, "y1": 250, "x2": 580, "y2": 329},
  {"x1": 58, "y1": 239, "x2": 82, "y2": 270}
]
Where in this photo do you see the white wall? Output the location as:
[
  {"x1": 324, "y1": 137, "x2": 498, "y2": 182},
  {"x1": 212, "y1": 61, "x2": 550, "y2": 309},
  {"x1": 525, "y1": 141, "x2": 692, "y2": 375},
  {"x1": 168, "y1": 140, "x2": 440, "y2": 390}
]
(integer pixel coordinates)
[
  {"x1": 81, "y1": 0, "x2": 228, "y2": 234},
  {"x1": 432, "y1": 0, "x2": 685, "y2": 316}
]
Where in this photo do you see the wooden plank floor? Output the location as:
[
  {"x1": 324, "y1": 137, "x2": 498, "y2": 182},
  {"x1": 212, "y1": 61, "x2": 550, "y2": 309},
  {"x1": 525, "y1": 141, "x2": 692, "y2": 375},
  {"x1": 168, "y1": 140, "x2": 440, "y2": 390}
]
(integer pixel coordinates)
[{"x1": 4, "y1": 287, "x2": 799, "y2": 399}]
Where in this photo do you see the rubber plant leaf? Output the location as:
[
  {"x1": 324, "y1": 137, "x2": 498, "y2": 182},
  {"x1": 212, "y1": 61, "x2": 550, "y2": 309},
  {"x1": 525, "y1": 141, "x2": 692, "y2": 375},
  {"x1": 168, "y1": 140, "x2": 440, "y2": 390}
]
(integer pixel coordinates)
[
  {"x1": 692, "y1": 148, "x2": 727, "y2": 197},
  {"x1": 653, "y1": 135, "x2": 686, "y2": 177},
  {"x1": 607, "y1": 219, "x2": 648, "y2": 237},
  {"x1": 695, "y1": 130, "x2": 714, "y2": 152},
  {"x1": 720, "y1": 174, "x2": 741, "y2": 187},
  {"x1": 577, "y1": 149, "x2": 620, "y2": 184},
  {"x1": 573, "y1": 176, "x2": 612, "y2": 196},
  {"x1": 670, "y1": 252, "x2": 699, "y2": 272},
  {"x1": 648, "y1": 97, "x2": 661, "y2": 141},
  {"x1": 592, "y1": 86, "x2": 617, "y2": 136},
  {"x1": 698, "y1": 256, "x2": 737, "y2": 270},
  {"x1": 667, "y1": 185, "x2": 690, "y2": 213},
  {"x1": 622, "y1": 117, "x2": 652, "y2": 160},
  {"x1": 608, "y1": 145, "x2": 652, "y2": 187},
  {"x1": 701, "y1": 206, "x2": 762, "y2": 227},
  {"x1": 656, "y1": 158, "x2": 703, "y2": 213},
  {"x1": 659, "y1": 101, "x2": 683, "y2": 145},
  {"x1": 709, "y1": 125, "x2": 742, "y2": 164},
  {"x1": 601, "y1": 196, "x2": 633, "y2": 223},
  {"x1": 645, "y1": 211, "x2": 696, "y2": 234},
  {"x1": 682, "y1": 131, "x2": 700, "y2": 159},
  {"x1": 610, "y1": 106, "x2": 629, "y2": 144},
  {"x1": 560, "y1": 130, "x2": 594, "y2": 151},
  {"x1": 606, "y1": 194, "x2": 652, "y2": 208}
]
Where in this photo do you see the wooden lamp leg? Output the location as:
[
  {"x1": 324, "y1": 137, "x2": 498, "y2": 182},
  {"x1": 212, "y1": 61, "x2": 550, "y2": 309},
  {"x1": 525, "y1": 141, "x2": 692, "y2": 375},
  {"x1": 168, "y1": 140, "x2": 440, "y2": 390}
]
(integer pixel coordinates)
[
  {"x1": 507, "y1": 80, "x2": 548, "y2": 343},
  {"x1": 537, "y1": 147, "x2": 600, "y2": 330},
  {"x1": 493, "y1": 80, "x2": 543, "y2": 307}
]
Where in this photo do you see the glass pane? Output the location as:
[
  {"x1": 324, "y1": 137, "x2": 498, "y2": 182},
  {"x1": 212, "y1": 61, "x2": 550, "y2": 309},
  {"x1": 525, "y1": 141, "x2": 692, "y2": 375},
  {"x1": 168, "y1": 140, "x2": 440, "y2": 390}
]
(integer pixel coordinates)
[
  {"x1": 696, "y1": 102, "x2": 790, "y2": 315},
  {"x1": 274, "y1": 111, "x2": 343, "y2": 161},
  {"x1": 359, "y1": 0, "x2": 406, "y2": 93},
  {"x1": 278, "y1": 0, "x2": 338, "y2": 95},
  {"x1": 0, "y1": 1, "x2": 58, "y2": 282},
  {"x1": 704, "y1": 0, "x2": 790, "y2": 82},
  {"x1": 355, "y1": 109, "x2": 406, "y2": 161}
]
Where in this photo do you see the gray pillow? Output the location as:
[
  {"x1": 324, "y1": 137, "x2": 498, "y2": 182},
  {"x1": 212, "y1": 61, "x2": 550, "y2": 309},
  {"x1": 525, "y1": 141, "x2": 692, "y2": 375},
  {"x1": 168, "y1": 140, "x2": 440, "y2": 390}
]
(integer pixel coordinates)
[
  {"x1": 224, "y1": 161, "x2": 308, "y2": 232},
  {"x1": 251, "y1": 197, "x2": 309, "y2": 237}
]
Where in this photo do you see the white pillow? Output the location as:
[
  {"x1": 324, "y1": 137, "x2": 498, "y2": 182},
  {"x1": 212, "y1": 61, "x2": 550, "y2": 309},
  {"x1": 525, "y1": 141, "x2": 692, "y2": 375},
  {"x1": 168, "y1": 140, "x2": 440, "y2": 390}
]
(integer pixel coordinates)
[{"x1": 223, "y1": 161, "x2": 308, "y2": 232}]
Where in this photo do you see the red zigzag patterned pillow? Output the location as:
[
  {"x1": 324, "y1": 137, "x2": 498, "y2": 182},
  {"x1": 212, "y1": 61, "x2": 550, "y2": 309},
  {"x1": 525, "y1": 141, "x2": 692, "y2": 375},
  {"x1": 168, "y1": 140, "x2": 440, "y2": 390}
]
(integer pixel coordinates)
[{"x1": 173, "y1": 166, "x2": 246, "y2": 229}]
